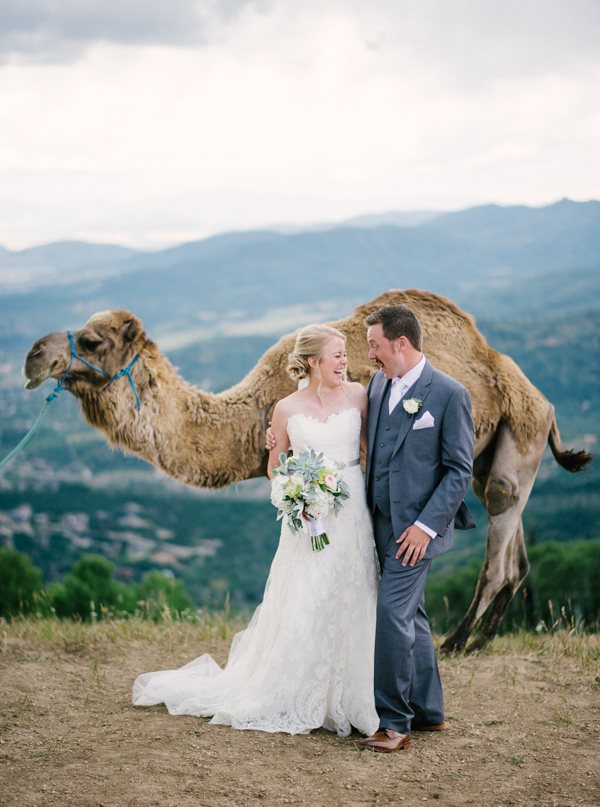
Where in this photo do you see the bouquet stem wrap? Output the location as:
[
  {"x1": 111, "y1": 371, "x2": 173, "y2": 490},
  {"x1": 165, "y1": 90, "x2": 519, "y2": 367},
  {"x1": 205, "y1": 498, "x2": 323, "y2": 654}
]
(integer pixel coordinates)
[{"x1": 307, "y1": 517, "x2": 329, "y2": 552}]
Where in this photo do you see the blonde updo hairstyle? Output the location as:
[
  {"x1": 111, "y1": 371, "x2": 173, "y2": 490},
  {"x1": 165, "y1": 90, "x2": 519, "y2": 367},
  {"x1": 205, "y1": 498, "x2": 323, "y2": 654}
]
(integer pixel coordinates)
[{"x1": 287, "y1": 324, "x2": 348, "y2": 393}]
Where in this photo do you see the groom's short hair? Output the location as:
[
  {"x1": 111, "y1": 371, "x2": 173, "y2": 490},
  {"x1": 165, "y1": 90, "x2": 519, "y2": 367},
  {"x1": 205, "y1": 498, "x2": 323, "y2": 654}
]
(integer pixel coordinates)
[{"x1": 364, "y1": 305, "x2": 423, "y2": 350}]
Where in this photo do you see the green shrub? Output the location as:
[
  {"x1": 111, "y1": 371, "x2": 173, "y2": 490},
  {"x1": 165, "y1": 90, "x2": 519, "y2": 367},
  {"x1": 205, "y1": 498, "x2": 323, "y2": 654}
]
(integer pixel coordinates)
[
  {"x1": 426, "y1": 539, "x2": 600, "y2": 635},
  {"x1": 45, "y1": 555, "x2": 195, "y2": 621},
  {"x1": 509, "y1": 540, "x2": 600, "y2": 629},
  {"x1": 0, "y1": 547, "x2": 42, "y2": 617},
  {"x1": 426, "y1": 559, "x2": 481, "y2": 633},
  {"x1": 135, "y1": 570, "x2": 194, "y2": 620},
  {"x1": 47, "y1": 555, "x2": 129, "y2": 620}
]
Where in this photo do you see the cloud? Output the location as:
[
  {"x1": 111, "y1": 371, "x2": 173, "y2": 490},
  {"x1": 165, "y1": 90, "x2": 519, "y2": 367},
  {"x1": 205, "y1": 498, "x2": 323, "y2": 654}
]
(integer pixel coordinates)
[
  {"x1": 0, "y1": 0, "x2": 265, "y2": 63},
  {"x1": 317, "y1": 0, "x2": 600, "y2": 88},
  {"x1": 0, "y1": 0, "x2": 599, "y2": 248},
  {"x1": 3, "y1": 0, "x2": 600, "y2": 77}
]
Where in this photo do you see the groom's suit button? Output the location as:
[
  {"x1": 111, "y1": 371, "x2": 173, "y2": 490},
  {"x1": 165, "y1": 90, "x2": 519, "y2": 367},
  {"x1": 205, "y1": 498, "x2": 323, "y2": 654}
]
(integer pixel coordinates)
[
  {"x1": 385, "y1": 427, "x2": 390, "y2": 431},
  {"x1": 376, "y1": 477, "x2": 380, "y2": 481},
  {"x1": 377, "y1": 460, "x2": 381, "y2": 464}
]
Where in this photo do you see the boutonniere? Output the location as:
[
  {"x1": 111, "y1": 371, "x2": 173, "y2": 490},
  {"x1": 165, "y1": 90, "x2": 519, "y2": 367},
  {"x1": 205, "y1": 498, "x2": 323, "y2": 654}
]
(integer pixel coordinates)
[{"x1": 403, "y1": 398, "x2": 423, "y2": 417}]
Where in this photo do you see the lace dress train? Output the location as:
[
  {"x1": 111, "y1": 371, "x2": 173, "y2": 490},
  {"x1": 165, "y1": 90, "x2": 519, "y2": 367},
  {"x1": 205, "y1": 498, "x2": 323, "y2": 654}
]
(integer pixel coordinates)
[{"x1": 132, "y1": 408, "x2": 380, "y2": 736}]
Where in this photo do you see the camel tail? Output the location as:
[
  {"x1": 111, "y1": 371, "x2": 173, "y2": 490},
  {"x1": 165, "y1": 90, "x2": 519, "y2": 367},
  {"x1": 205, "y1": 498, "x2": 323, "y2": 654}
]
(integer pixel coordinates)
[{"x1": 548, "y1": 417, "x2": 594, "y2": 473}]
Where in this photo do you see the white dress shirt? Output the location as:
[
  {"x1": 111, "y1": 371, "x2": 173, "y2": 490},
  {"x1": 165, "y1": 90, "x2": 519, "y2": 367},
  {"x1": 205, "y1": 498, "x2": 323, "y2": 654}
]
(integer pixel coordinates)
[
  {"x1": 388, "y1": 353, "x2": 427, "y2": 414},
  {"x1": 387, "y1": 354, "x2": 437, "y2": 541}
]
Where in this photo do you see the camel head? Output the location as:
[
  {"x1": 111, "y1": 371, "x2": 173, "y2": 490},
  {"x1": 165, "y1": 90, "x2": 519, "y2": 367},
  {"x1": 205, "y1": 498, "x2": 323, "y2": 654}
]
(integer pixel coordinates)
[
  {"x1": 24, "y1": 310, "x2": 147, "y2": 400},
  {"x1": 23, "y1": 307, "x2": 270, "y2": 487}
]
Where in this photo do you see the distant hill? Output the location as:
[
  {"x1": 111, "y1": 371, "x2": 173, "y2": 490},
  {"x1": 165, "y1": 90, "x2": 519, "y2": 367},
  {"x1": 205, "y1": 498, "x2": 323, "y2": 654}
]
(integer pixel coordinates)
[
  {"x1": 429, "y1": 198, "x2": 600, "y2": 280},
  {"x1": 0, "y1": 199, "x2": 599, "y2": 345},
  {"x1": 0, "y1": 241, "x2": 139, "y2": 294},
  {"x1": 461, "y1": 266, "x2": 600, "y2": 320},
  {"x1": 273, "y1": 209, "x2": 443, "y2": 232}
]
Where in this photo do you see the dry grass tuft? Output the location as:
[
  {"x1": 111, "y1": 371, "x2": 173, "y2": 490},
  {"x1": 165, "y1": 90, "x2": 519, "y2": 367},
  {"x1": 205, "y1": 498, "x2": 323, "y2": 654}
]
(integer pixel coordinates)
[
  {"x1": 482, "y1": 630, "x2": 600, "y2": 671},
  {"x1": 0, "y1": 608, "x2": 249, "y2": 655}
]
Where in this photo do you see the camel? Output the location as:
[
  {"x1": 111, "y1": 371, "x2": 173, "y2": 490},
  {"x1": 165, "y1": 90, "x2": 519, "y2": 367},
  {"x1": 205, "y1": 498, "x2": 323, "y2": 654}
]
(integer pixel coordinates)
[{"x1": 24, "y1": 290, "x2": 592, "y2": 651}]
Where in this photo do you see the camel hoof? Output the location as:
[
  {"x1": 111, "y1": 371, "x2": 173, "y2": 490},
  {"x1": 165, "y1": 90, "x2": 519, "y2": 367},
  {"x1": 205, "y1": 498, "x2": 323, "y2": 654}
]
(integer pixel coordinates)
[
  {"x1": 439, "y1": 636, "x2": 466, "y2": 655},
  {"x1": 465, "y1": 635, "x2": 490, "y2": 654}
]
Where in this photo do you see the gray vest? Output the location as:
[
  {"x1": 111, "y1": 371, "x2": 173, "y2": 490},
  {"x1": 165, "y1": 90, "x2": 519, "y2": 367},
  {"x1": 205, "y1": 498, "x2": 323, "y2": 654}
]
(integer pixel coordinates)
[
  {"x1": 369, "y1": 384, "x2": 396, "y2": 517},
  {"x1": 368, "y1": 382, "x2": 409, "y2": 517}
]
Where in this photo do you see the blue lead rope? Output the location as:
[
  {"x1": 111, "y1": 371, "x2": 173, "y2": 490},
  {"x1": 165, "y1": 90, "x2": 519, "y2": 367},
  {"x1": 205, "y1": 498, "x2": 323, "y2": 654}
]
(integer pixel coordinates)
[
  {"x1": 0, "y1": 330, "x2": 141, "y2": 470},
  {"x1": 103, "y1": 353, "x2": 141, "y2": 410},
  {"x1": 0, "y1": 395, "x2": 55, "y2": 470}
]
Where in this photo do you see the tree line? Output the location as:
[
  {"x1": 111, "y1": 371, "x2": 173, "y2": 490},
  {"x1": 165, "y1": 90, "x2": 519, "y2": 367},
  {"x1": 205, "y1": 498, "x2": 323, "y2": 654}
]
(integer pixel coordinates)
[
  {"x1": 2, "y1": 540, "x2": 599, "y2": 633},
  {"x1": 0, "y1": 549, "x2": 193, "y2": 621},
  {"x1": 426, "y1": 538, "x2": 600, "y2": 633}
]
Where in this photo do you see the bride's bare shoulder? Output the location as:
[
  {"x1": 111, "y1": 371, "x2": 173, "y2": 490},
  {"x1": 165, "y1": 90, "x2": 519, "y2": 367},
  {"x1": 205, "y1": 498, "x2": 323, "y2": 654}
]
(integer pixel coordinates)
[
  {"x1": 347, "y1": 382, "x2": 368, "y2": 404},
  {"x1": 273, "y1": 389, "x2": 306, "y2": 418}
]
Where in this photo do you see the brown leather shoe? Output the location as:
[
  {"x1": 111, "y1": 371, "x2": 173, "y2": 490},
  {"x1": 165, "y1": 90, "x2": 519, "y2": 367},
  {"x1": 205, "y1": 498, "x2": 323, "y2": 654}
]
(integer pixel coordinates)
[
  {"x1": 411, "y1": 721, "x2": 445, "y2": 731},
  {"x1": 358, "y1": 729, "x2": 411, "y2": 753}
]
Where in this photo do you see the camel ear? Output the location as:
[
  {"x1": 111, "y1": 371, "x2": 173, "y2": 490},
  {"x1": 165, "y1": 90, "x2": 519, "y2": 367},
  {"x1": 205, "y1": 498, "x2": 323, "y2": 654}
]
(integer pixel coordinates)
[{"x1": 120, "y1": 317, "x2": 143, "y2": 344}]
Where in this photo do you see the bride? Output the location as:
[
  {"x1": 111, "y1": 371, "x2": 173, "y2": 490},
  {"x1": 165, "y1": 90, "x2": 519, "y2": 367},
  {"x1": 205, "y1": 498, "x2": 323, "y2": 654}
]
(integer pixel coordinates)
[{"x1": 132, "y1": 324, "x2": 380, "y2": 737}]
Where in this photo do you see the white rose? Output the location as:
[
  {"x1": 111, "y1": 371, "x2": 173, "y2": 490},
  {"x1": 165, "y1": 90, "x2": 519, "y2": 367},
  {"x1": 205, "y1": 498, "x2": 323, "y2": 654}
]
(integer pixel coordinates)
[
  {"x1": 270, "y1": 476, "x2": 288, "y2": 508},
  {"x1": 403, "y1": 398, "x2": 420, "y2": 414},
  {"x1": 306, "y1": 490, "x2": 334, "y2": 520}
]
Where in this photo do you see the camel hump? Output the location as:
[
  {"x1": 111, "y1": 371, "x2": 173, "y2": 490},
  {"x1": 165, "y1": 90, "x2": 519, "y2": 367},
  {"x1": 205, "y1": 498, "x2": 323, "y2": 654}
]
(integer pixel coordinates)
[{"x1": 548, "y1": 417, "x2": 594, "y2": 473}]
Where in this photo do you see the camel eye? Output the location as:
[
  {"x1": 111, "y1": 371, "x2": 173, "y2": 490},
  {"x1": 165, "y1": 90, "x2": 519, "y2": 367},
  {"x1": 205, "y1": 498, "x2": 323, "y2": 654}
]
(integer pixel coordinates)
[{"x1": 79, "y1": 337, "x2": 102, "y2": 351}]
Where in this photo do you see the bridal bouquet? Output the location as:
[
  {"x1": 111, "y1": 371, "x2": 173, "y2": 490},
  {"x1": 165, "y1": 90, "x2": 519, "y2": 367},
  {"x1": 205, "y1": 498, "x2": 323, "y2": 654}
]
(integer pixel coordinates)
[{"x1": 270, "y1": 448, "x2": 350, "y2": 551}]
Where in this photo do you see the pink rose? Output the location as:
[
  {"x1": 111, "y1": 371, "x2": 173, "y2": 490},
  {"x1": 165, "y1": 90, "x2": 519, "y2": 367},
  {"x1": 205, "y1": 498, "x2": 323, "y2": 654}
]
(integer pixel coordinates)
[{"x1": 323, "y1": 474, "x2": 338, "y2": 491}]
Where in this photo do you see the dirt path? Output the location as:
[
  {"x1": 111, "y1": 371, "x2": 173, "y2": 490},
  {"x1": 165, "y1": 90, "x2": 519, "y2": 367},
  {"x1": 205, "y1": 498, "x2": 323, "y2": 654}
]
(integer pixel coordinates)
[{"x1": 1, "y1": 622, "x2": 599, "y2": 807}]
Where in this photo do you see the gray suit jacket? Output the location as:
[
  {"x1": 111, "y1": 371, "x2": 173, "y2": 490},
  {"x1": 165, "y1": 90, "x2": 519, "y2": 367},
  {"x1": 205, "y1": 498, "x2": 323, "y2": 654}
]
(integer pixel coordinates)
[{"x1": 366, "y1": 359, "x2": 475, "y2": 560}]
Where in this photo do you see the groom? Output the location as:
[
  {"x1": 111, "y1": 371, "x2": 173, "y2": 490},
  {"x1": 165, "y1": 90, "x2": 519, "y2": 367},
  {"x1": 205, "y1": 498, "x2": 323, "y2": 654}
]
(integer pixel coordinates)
[{"x1": 359, "y1": 304, "x2": 475, "y2": 752}]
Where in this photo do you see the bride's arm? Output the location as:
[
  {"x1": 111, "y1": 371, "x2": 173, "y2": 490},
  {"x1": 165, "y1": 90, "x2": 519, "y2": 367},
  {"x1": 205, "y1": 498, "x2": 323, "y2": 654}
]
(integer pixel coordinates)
[
  {"x1": 350, "y1": 382, "x2": 369, "y2": 454},
  {"x1": 267, "y1": 402, "x2": 291, "y2": 478},
  {"x1": 360, "y1": 413, "x2": 368, "y2": 455}
]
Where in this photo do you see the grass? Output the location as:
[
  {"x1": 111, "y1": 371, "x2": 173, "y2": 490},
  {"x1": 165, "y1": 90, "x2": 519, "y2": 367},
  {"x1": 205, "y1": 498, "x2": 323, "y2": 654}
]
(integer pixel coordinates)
[
  {"x1": 2, "y1": 612, "x2": 600, "y2": 687},
  {"x1": 0, "y1": 606, "x2": 249, "y2": 654},
  {"x1": 465, "y1": 630, "x2": 600, "y2": 673}
]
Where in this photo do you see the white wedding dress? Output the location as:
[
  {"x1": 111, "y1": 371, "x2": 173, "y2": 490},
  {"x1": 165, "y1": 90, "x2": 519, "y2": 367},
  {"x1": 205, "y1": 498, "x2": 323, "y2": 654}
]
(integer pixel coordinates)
[{"x1": 132, "y1": 408, "x2": 380, "y2": 736}]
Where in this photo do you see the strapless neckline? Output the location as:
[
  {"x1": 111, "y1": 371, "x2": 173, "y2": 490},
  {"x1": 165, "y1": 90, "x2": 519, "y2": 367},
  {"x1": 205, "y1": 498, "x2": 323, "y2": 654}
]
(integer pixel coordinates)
[{"x1": 287, "y1": 407, "x2": 359, "y2": 427}]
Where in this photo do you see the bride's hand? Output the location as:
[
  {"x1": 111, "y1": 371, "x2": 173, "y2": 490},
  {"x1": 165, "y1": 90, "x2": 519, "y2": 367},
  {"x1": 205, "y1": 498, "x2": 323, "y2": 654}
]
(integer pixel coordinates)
[{"x1": 265, "y1": 422, "x2": 277, "y2": 451}]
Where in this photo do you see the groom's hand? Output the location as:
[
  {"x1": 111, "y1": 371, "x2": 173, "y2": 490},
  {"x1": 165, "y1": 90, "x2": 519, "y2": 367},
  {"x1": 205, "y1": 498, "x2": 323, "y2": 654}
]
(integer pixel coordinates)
[
  {"x1": 265, "y1": 422, "x2": 276, "y2": 451},
  {"x1": 396, "y1": 524, "x2": 431, "y2": 566}
]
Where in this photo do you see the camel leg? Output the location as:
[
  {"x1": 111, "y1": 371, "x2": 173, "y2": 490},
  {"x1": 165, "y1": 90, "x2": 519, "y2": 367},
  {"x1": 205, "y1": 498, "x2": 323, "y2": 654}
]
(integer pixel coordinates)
[
  {"x1": 465, "y1": 517, "x2": 529, "y2": 652},
  {"x1": 440, "y1": 414, "x2": 550, "y2": 653},
  {"x1": 438, "y1": 434, "x2": 496, "y2": 653}
]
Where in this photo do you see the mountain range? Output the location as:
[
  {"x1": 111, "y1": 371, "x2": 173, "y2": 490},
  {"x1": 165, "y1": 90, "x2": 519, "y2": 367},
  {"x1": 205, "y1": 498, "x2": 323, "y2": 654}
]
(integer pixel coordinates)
[{"x1": 0, "y1": 198, "x2": 599, "y2": 350}]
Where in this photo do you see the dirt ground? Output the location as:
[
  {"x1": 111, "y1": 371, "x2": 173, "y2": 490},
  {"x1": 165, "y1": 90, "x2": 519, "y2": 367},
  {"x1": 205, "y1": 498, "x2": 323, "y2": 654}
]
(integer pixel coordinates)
[{"x1": 1, "y1": 620, "x2": 599, "y2": 807}]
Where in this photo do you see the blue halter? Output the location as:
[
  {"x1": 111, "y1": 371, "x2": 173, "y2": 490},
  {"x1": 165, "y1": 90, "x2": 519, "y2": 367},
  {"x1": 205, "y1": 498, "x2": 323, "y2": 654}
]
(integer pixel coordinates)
[
  {"x1": 102, "y1": 353, "x2": 141, "y2": 411},
  {"x1": 49, "y1": 330, "x2": 110, "y2": 399},
  {"x1": 0, "y1": 330, "x2": 141, "y2": 470},
  {"x1": 51, "y1": 331, "x2": 141, "y2": 410}
]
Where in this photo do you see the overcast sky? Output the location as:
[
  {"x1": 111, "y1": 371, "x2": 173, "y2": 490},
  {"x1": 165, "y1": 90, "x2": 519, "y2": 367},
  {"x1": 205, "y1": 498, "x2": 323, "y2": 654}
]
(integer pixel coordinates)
[{"x1": 1, "y1": 0, "x2": 600, "y2": 248}]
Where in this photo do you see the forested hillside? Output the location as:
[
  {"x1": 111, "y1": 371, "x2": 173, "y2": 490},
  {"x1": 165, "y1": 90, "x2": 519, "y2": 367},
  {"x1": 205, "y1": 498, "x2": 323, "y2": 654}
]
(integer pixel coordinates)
[{"x1": 0, "y1": 199, "x2": 598, "y2": 629}]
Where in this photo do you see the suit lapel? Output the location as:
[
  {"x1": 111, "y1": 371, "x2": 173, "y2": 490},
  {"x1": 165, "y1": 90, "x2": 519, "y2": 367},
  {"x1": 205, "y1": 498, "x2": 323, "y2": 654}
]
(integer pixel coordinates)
[
  {"x1": 391, "y1": 359, "x2": 434, "y2": 458},
  {"x1": 366, "y1": 372, "x2": 390, "y2": 485}
]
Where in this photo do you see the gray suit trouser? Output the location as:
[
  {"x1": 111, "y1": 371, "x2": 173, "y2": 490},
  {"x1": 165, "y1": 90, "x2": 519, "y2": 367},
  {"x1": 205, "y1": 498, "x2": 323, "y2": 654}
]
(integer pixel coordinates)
[{"x1": 373, "y1": 508, "x2": 444, "y2": 734}]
